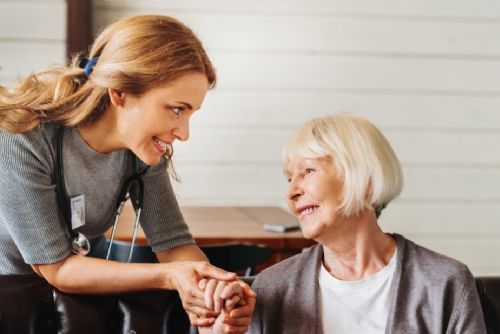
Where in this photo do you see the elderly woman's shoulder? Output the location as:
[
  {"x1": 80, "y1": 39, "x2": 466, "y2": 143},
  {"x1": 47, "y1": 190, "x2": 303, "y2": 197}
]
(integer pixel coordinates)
[
  {"x1": 252, "y1": 243, "x2": 321, "y2": 291},
  {"x1": 396, "y1": 234, "x2": 474, "y2": 283}
]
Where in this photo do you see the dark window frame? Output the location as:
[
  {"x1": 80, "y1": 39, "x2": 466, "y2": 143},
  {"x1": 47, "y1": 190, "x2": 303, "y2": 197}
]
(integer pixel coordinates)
[{"x1": 66, "y1": 0, "x2": 92, "y2": 59}]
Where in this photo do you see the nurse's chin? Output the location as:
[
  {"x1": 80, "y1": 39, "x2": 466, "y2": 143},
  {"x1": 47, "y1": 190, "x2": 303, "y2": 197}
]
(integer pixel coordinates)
[{"x1": 134, "y1": 152, "x2": 162, "y2": 166}]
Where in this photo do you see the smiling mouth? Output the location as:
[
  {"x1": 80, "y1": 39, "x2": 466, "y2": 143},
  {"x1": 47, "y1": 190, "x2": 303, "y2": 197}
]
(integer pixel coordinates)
[
  {"x1": 153, "y1": 136, "x2": 169, "y2": 154},
  {"x1": 298, "y1": 205, "x2": 319, "y2": 219}
]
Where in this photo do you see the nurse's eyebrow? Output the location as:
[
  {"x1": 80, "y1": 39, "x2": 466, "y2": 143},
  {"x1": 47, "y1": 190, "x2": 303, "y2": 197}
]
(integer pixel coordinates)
[{"x1": 175, "y1": 101, "x2": 193, "y2": 110}]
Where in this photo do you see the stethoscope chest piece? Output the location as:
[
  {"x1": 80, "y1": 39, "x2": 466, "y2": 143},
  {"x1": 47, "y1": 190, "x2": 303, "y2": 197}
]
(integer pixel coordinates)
[{"x1": 72, "y1": 232, "x2": 91, "y2": 256}]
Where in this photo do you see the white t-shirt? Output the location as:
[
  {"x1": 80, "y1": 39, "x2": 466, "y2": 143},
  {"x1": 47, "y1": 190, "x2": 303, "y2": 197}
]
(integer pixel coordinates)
[{"x1": 319, "y1": 249, "x2": 397, "y2": 334}]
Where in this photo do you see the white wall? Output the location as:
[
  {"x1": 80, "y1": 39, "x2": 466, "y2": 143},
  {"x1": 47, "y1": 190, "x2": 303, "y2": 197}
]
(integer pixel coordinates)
[
  {"x1": 92, "y1": 0, "x2": 500, "y2": 275},
  {"x1": 0, "y1": 0, "x2": 66, "y2": 87},
  {"x1": 1, "y1": 1, "x2": 498, "y2": 275}
]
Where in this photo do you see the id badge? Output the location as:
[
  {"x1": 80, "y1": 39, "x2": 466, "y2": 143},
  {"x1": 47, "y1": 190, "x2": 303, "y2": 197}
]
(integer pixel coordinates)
[{"x1": 70, "y1": 195, "x2": 86, "y2": 230}]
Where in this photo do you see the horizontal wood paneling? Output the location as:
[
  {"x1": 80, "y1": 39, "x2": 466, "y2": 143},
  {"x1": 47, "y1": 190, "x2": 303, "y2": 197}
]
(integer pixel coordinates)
[
  {"x1": 198, "y1": 91, "x2": 500, "y2": 129},
  {"x1": 91, "y1": 0, "x2": 500, "y2": 274},
  {"x1": 0, "y1": 42, "x2": 65, "y2": 78},
  {"x1": 93, "y1": 0, "x2": 500, "y2": 19},
  {"x1": 0, "y1": 1, "x2": 66, "y2": 89},
  {"x1": 175, "y1": 128, "x2": 500, "y2": 166},
  {"x1": 379, "y1": 202, "x2": 500, "y2": 234},
  {"x1": 402, "y1": 237, "x2": 500, "y2": 276},
  {"x1": 0, "y1": 77, "x2": 16, "y2": 88},
  {"x1": 94, "y1": 10, "x2": 500, "y2": 57},
  {"x1": 170, "y1": 165, "x2": 500, "y2": 202},
  {"x1": 0, "y1": 3, "x2": 65, "y2": 40},
  {"x1": 210, "y1": 53, "x2": 500, "y2": 93}
]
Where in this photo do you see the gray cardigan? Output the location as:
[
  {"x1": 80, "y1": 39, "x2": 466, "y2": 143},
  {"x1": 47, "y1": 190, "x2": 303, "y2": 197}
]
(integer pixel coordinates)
[{"x1": 249, "y1": 234, "x2": 486, "y2": 334}]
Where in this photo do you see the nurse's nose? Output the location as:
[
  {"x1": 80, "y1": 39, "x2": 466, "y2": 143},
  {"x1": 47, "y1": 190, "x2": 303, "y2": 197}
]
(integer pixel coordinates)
[{"x1": 173, "y1": 119, "x2": 190, "y2": 142}]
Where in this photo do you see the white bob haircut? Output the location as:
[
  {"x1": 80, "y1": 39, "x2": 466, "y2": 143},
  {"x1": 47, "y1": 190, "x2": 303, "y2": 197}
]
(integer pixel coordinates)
[{"x1": 282, "y1": 113, "x2": 403, "y2": 218}]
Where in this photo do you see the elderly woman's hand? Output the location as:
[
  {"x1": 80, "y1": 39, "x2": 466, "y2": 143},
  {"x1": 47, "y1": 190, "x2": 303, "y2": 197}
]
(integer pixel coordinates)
[
  {"x1": 195, "y1": 278, "x2": 256, "y2": 334},
  {"x1": 201, "y1": 278, "x2": 244, "y2": 313},
  {"x1": 164, "y1": 261, "x2": 237, "y2": 321}
]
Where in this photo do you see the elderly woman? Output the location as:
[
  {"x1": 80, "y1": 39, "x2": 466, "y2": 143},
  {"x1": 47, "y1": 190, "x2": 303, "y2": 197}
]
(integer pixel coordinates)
[{"x1": 249, "y1": 114, "x2": 486, "y2": 333}]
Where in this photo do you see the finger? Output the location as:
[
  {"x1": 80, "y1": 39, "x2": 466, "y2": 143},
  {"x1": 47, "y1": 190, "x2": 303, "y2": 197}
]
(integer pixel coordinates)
[
  {"x1": 204, "y1": 279, "x2": 218, "y2": 310},
  {"x1": 188, "y1": 313, "x2": 216, "y2": 327},
  {"x1": 184, "y1": 277, "x2": 206, "y2": 302},
  {"x1": 183, "y1": 285, "x2": 209, "y2": 309},
  {"x1": 229, "y1": 296, "x2": 256, "y2": 318},
  {"x1": 237, "y1": 280, "x2": 256, "y2": 298},
  {"x1": 192, "y1": 317, "x2": 216, "y2": 327},
  {"x1": 185, "y1": 305, "x2": 219, "y2": 319},
  {"x1": 224, "y1": 295, "x2": 241, "y2": 311},
  {"x1": 214, "y1": 280, "x2": 227, "y2": 313},
  {"x1": 221, "y1": 281, "x2": 243, "y2": 299},
  {"x1": 222, "y1": 314, "x2": 250, "y2": 326},
  {"x1": 196, "y1": 262, "x2": 237, "y2": 281},
  {"x1": 222, "y1": 324, "x2": 248, "y2": 334},
  {"x1": 198, "y1": 278, "x2": 208, "y2": 290}
]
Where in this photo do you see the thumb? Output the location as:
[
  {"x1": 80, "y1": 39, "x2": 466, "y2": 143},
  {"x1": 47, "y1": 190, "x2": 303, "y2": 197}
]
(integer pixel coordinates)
[
  {"x1": 238, "y1": 280, "x2": 257, "y2": 298},
  {"x1": 196, "y1": 262, "x2": 237, "y2": 281}
]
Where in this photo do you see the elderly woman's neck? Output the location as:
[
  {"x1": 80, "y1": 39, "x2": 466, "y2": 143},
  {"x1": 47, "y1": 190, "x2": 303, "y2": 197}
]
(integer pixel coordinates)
[{"x1": 321, "y1": 212, "x2": 396, "y2": 281}]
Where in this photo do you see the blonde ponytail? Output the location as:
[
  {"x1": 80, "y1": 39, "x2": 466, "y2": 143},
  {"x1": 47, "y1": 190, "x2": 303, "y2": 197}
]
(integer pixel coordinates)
[{"x1": 0, "y1": 15, "x2": 216, "y2": 133}]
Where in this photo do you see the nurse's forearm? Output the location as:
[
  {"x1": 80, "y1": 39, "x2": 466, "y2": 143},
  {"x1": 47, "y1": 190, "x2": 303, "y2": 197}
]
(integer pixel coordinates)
[{"x1": 33, "y1": 255, "x2": 172, "y2": 294}]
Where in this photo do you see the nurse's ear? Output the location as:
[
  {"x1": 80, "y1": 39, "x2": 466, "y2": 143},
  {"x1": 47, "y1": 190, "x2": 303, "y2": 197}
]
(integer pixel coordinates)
[{"x1": 108, "y1": 88, "x2": 126, "y2": 108}]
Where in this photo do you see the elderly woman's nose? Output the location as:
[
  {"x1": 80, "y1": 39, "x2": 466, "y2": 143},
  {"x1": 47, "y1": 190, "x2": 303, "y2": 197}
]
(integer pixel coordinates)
[{"x1": 287, "y1": 178, "x2": 303, "y2": 200}]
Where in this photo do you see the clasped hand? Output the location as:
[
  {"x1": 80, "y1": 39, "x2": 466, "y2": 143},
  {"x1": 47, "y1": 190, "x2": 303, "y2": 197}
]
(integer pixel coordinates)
[
  {"x1": 194, "y1": 278, "x2": 256, "y2": 334},
  {"x1": 167, "y1": 260, "x2": 255, "y2": 334}
]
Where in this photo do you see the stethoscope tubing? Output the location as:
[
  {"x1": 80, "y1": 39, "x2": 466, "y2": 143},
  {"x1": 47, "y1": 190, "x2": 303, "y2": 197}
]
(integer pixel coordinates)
[{"x1": 55, "y1": 126, "x2": 148, "y2": 260}]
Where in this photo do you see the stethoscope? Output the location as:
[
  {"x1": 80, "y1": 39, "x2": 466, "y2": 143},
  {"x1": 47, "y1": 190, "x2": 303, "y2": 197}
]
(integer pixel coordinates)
[{"x1": 54, "y1": 126, "x2": 149, "y2": 262}]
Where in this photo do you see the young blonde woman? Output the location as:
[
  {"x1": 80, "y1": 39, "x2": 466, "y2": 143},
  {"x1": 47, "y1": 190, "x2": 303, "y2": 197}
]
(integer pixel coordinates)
[
  {"x1": 0, "y1": 15, "x2": 253, "y2": 333},
  {"x1": 249, "y1": 114, "x2": 486, "y2": 333}
]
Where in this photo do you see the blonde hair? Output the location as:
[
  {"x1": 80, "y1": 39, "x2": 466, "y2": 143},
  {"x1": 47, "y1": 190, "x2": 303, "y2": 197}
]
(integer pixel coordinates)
[
  {"x1": 282, "y1": 113, "x2": 403, "y2": 217},
  {"x1": 0, "y1": 15, "x2": 216, "y2": 133}
]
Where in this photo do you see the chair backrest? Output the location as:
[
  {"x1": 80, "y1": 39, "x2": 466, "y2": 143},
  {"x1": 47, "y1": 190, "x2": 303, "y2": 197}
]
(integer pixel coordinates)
[
  {"x1": 475, "y1": 276, "x2": 500, "y2": 334},
  {"x1": 200, "y1": 243, "x2": 272, "y2": 276},
  {"x1": 106, "y1": 240, "x2": 158, "y2": 263}
]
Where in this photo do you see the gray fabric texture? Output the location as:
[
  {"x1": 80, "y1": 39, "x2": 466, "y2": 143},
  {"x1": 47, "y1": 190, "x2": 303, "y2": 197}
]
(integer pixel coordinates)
[
  {"x1": 249, "y1": 234, "x2": 486, "y2": 334},
  {"x1": 0, "y1": 124, "x2": 193, "y2": 274}
]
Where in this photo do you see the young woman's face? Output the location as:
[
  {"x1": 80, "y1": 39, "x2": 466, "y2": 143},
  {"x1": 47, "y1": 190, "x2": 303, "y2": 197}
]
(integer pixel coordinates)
[
  {"x1": 116, "y1": 72, "x2": 209, "y2": 165},
  {"x1": 286, "y1": 156, "x2": 346, "y2": 241}
]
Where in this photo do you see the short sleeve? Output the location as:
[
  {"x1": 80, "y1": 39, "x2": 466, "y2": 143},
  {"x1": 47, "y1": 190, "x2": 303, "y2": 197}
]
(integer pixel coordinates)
[
  {"x1": 0, "y1": 128, "x2": 72, "y2": 267},
  {"x1": 135, "y1": 158, "x2": 194, "y2": 253}
]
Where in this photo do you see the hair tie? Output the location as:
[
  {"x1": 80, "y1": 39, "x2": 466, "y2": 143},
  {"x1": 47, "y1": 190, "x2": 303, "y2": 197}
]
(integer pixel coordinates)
[{"x1": 78, "y1": 56, "x2": 99, "y2": 78}]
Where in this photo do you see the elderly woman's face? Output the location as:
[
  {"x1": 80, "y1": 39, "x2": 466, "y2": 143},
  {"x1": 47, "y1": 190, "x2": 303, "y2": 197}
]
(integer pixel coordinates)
[{"x1": 286, "y1": 156, "x2": 345, "y2": 241}]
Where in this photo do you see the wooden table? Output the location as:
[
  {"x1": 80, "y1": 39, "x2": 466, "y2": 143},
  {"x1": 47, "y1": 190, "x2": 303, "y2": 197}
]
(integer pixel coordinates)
[{"x1": 106, "y1": 203, "x2": 316, "y2": 270}]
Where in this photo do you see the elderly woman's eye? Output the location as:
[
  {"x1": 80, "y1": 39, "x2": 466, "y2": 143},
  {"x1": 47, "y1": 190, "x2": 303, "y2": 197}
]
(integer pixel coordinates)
[{"x1": 305, "y1": 168, "x2": 315, "y2": 174}]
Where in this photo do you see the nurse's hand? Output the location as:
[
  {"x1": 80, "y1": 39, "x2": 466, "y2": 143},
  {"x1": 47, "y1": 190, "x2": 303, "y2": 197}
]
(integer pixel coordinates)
[
  {"x1": 165, "y1": 261, "x2": 237, "y2": 320},
  {"x1": 196, "y1": 278, "x2": 256, "y2": 334}
]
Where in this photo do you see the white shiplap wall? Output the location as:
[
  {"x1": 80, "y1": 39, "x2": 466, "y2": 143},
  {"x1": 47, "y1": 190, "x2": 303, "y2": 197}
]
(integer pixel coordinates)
[
  {"x1": 0, "y1": 0, "x2": 66, "y2": 87},
  {"x1": 93, "y1": 0, "x2": 500, "y2": 275},
  {"x1": 0, "y1": 1, "x2": 498, "y2": 275}
]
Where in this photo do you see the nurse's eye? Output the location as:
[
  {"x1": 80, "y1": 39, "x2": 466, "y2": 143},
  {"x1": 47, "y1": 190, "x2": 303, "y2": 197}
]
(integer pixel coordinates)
[{"x1": 169, "y1": 106, "x2": 184, "y2": 117}]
